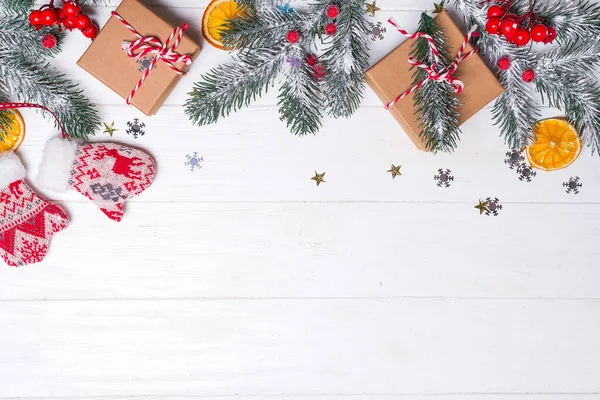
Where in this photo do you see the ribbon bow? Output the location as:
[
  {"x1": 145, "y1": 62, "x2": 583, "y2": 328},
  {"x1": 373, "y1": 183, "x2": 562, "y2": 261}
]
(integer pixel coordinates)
[
  {"x1": 111, "y1": 11, "x2": 194, "y2": 105},
  {"x1": 385, "y1": 18, "x2": 479, "y2": 110}
]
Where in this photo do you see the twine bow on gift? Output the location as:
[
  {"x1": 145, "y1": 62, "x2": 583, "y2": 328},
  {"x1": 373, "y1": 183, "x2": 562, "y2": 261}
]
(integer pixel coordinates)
[
  {"x1": 384, "y1": 18, "x2": 480, "y2": 110},
  {"x1": 111, "y1": 11, "x2": 194, "y2": 105}
]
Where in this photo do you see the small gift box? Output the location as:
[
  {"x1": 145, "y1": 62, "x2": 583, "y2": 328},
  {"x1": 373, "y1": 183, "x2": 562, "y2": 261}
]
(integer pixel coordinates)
[
  {"x1": 365, "y1": 11, "x2": 504, "y2": 151},
  {"x1": 77, "y1": 0, "x2": 201, "y2": 116}
]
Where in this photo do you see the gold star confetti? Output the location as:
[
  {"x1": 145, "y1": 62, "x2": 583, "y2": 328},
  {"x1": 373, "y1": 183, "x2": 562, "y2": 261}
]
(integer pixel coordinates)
[
  {"x1": 433, "y1": 0, "x2": 445, "y2": 13},
  {"x1": 387, "y1": 164, "x2": 402, "y2": 179},
  {"x1": 365, "y1": 0, "x2": 380, "y2": 16},
  {"x1": 311, "y1": 171, "x2": 326, "y2": 186},
  {"x1": 102, "y1": 121, "x2": 118, "y2": 137},
  {"x1": 474, "y1": 199, "x2": 490, "y2": 215}
]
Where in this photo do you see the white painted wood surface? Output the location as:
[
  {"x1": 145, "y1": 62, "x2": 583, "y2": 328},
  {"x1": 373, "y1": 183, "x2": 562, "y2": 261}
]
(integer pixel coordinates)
[{"x1": 2, "y1": 0, "x2": 600, "y2": 398}]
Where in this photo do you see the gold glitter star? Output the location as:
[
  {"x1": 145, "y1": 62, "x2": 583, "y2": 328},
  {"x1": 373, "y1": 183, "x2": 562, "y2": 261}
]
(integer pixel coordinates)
[
  {"x1": 365, "y1": 0, "x2": 380, "y2": 16},
  {"x1": 474, "y1": 199, "x2": 490, "y2": 215},
  {"x1": 102, "y1": 121, "x2": 118, "y2": 137},
  {"x1": 311, "y1": 171, "x2": 326, "y2": 186},
  {"x1": 433, "y1": 0, "x2": 446, "y2": 13},
  {"x1": 387, "y1": 164, "x2": 402, "y2": 179}
]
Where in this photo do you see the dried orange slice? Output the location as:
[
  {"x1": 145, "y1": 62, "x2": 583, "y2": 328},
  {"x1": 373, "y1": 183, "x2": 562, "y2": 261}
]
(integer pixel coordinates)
[
  {"x1": 202, "y1": 0, "x2": 243, "y2": 50},
  {"x1": 0, "y1": 109, "x2": 25, "y2": 153},
  {"x1": 526, "y1": 118, "x2": 581, "y2": 171}
]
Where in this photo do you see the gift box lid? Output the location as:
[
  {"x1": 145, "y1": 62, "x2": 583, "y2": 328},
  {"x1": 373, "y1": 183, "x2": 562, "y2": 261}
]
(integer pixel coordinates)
[
  {"x1": 77, "y1": 0, "x2": 201, "y2": 116},
  {"x1": 365, "y1": 11, "x2": 504, "y2": 151}
]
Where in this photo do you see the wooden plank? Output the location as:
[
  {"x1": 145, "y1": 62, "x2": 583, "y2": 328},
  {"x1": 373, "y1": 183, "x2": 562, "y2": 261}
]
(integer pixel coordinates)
[
  {"x1": 1, "y1": 299, "x2": 599, "y2": 397},
  {"x1": 0, "y1": 202, "x2": 598, "y2": 300}
]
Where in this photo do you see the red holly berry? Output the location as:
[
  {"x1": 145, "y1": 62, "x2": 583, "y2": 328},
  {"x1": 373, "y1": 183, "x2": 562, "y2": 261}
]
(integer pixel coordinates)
[
  {"x1": 543, "y1": 26, "x2": 556, "y2": 44},
  {"x1": 485, "y1": 17, "x2": 502, "y2": 35},
  {"x1": 497, "y1": 57, "x2": 511, "y2": 71},
  {"x1": 305, "y1": 53, "x2": 318, "y2": 66},
  {"x1": 326, "y1": 4, "x2": 339, "y2": 18},
  {"x1": 522, "y1": 69, "x2": 535, "y2": 83},
  {"x1": 486, "y1": 5, "x2": 505, "y2": 19},
  {"x1": 29, "y1": 9, "x2": 43, "y2": 26},
  {"x1": 286, "y1": 29, "x2": 300, "y2": 44},
  {"x1": 500, "y1": 18, "x2": 518, "y2": 39},
  {"x1": 325, "y1": 22, "x2": 337, "y2": 35},
  {"x1": 63, "y1": 17, "x2": 76, "y2": 30},
  {"x1": 41, "y1": 33, "x2": 57, "y2": 49},
  {"x1": 513, "y1": 28, "x2": 530, "y2": 47},
  {"x1": 63, "y1": 1, "x2": 80, "y2": 18},
  {"x1": 312, "y1": 63, "x2": 327, "y2": 81},
  {"x1": 81, "y1": 23, "x2": 98, "y2": 39},
  {"x1": 74, "y1": 14, "x2": 91, "y2": 30},
  {"x1": 41, "y1": 8, "x2": 59, "y2": 25},
  {"x1": 530, "y1": 24, "x2": 548, "y2": 42},
  {"x1": 55, "y1": 7, "x2": 65, "y2": 22}
]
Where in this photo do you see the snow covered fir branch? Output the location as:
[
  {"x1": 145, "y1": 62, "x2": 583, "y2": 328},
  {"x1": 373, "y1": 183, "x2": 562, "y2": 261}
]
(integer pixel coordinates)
[
  {"x1": 0, "y1": 0, "x2": 101, "y2": 140},
  {"x1": 411, "y1": 12, "x2": 462, "y2": 153},
  {"x1": 451, "y1": 0, "x2": 600, "y2": 154},
  {"x1": 185, "y1": 0, "x2": 370, "y2": 136}
]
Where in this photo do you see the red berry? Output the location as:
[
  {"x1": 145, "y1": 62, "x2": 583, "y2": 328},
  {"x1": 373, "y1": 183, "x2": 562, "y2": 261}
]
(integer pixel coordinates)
[
  {"x1": 530, "y1": 24, "x2": 548, "y2": 42},
  {"x1": 522, "y1": 69, "x2": 535, "y2": 83},
  {"x1": 55, "y1": 7, "x2": 65, "y2": 22},
  {"x1": 29, "y1": 10, "x2": 43, "y2": 26},
  {"x1": 63, "y1": 17, "x2": 76, "y2": 30},
  {"x1": 41, "y1": 8, "x2": 59, "y2": 25},
  {"x1": 487, "y1": 5, "x2": 504, "y2": 19},
  {"x1": 74, "y1": 14, "x2": 91, "y2": 30},
  {"x1": 504, "y1": 13, "x2": 518, "y2": 20},
  {"x1": 486, "y1": 17, "x2": 502, "y2": 35},
  {"x1": 41, "y1": 33, "x2": 57, "y2": 49},
  {"x1": 513, "y1": 28, "x2": 530, "y2": 47},
  {"x1": 497, "y1": 57, "x2": 511, "y2": 71},
  {"x1": 326, "y1": 4, "x2": 339, "y2": 18},
  {"x1": 500, "y1": 18, "x2": 518, "y2": 39},
  {"x1": 286, "y1": 29, "x2": 300, "y2": 44},
  {"x1": 63, "y1": 1, "x2": 80, "y2": 18},
  {"x1": 81, "y1": 23, "x2": 98, "y2": 39},
  {"x1": 325, "y1": 22, "x2": 337, "y2": 35},
  {"x1": 312, "y1": 63, "x2": 327, "y2": 81},
  {"x1": 543, "y1": 26, "x2": 556, "y2": 44},
  {"x1": 305, "y1": 53, "x2": 318, "y2": 66}
]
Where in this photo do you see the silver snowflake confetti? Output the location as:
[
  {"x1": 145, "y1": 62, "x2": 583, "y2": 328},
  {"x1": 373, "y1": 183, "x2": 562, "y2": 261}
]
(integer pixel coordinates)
[
  {"x1": 126, "y1": 118, "x2": 146, "y2": 139},
  {"x1": 184, "y1": 152, "x2": 204, "y2": 171},
  {"x1": 484, "y1": 197, "x2": 503, "y2": 216},
  {"x1": 434, "y1": 168, "x2": 454, "y2": 187},
  {"x1": 504, "y1": 149, "x2": 525, "y2": 170},
  {"x1": 136, "y1": 55, "x2": 157, "y2": 72},
  {"x1": 563, "y1": 176, "x2": 582, "y2": 194},
  {"x1": 368, "y1": 21, "x2": 386, "y2": 41},
  {"x1": 516, "y1": 163, "x2": 537, "y2": 182}
]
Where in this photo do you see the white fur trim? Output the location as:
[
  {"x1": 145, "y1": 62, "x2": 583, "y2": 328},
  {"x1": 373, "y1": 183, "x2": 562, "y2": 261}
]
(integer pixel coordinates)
[
  {"x1": 0, "y1": 152, "x2": 26, "y2": 188},
  {"x1": 37, "y1": 136, "x2": 79, "y2": 192}
]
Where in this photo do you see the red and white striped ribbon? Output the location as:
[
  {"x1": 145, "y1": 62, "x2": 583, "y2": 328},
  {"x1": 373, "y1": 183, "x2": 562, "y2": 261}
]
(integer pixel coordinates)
[
  {"x1": 111, "y1": 11, "x2": 194, "y2": 105},
  {"x1": 0, "y1": 102, "x2": 67, "y2": 138},
  {"x1": 385, "y1": 18, "x2": 479, "y2": 110}
]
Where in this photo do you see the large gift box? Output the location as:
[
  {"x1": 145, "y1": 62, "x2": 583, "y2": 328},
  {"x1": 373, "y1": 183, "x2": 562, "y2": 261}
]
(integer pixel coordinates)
[
  {"x1": 365, "y1": 11, "x2": 504, "y2": 151},
  {"x1": 77, "y1": 0, "x2": 201, "y2": 116}
]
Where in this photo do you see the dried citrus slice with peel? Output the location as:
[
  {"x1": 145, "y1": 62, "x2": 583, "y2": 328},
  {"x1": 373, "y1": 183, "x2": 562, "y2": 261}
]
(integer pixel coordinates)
[
  {"x1": 0, "y1": 109, "x2": 25, "y2": 153},
  {"x1": 526, "y1": 118, "x2": 581, "y2": 171},
  {"x1": 202, "y1": 0, "x2": 243, "y2": 50}
]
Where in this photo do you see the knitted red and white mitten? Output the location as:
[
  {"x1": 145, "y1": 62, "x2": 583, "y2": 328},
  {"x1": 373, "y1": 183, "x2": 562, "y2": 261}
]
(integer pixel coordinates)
[
  {"x1": 38, "y1": 138, "x2": 156, "y2": 222},
  {"x1": 0, "y1": 152, "x2": 69, "y2": 267}
]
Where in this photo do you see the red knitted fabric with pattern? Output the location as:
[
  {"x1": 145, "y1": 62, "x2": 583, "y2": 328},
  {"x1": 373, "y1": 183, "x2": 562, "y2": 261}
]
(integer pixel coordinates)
[{"x1": 0, "y1": 180, "x2": 68, "y2": 267}]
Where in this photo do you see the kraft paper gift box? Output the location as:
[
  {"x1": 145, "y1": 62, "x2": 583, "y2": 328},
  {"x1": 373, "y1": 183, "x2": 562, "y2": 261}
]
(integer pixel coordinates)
[{"x1": 365, "y1": 11, "x2": 504, "y2": 151}]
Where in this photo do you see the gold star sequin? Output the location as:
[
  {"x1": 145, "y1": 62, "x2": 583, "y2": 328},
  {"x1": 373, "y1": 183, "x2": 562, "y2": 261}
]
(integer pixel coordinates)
[
  {"x1": 387, "y1": 164, "x2": 402, "y2": 179},
  {"x1": 433, "y1": 0, "x2": 446, "y2": 13},
  {"x1": 365, "y1": 1, "x2": 380, "y2": 16},
  {"x1": 474, "y1": 199, "x2": 490, "y2": 215},
  {"x1": 102, "y1": 121, "x2": 118, "y2": 137},
  {"x1": 311, "y1": 171, "x2": 326, "y2": 186}
]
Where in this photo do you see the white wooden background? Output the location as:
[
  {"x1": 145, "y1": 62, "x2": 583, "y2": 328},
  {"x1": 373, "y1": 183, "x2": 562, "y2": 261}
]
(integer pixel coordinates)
[{"x1": 2, "y1": 0, "x2": 600, "y2": 398}]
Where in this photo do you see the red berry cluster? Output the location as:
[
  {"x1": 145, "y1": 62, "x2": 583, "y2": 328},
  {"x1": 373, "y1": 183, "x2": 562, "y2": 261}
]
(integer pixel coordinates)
[
  {"x1": 29, "y1": 0, "x2": 98, "y2": 40},
  {"x1": 485, "y1": 2, "x2": 556, "y2": 47},
  {"x1": 324, "y1": 4, "x2": 338, "y2": 36},
  {"x1": 305, "y1": 53, "x2": 326, "y2": 80}
]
